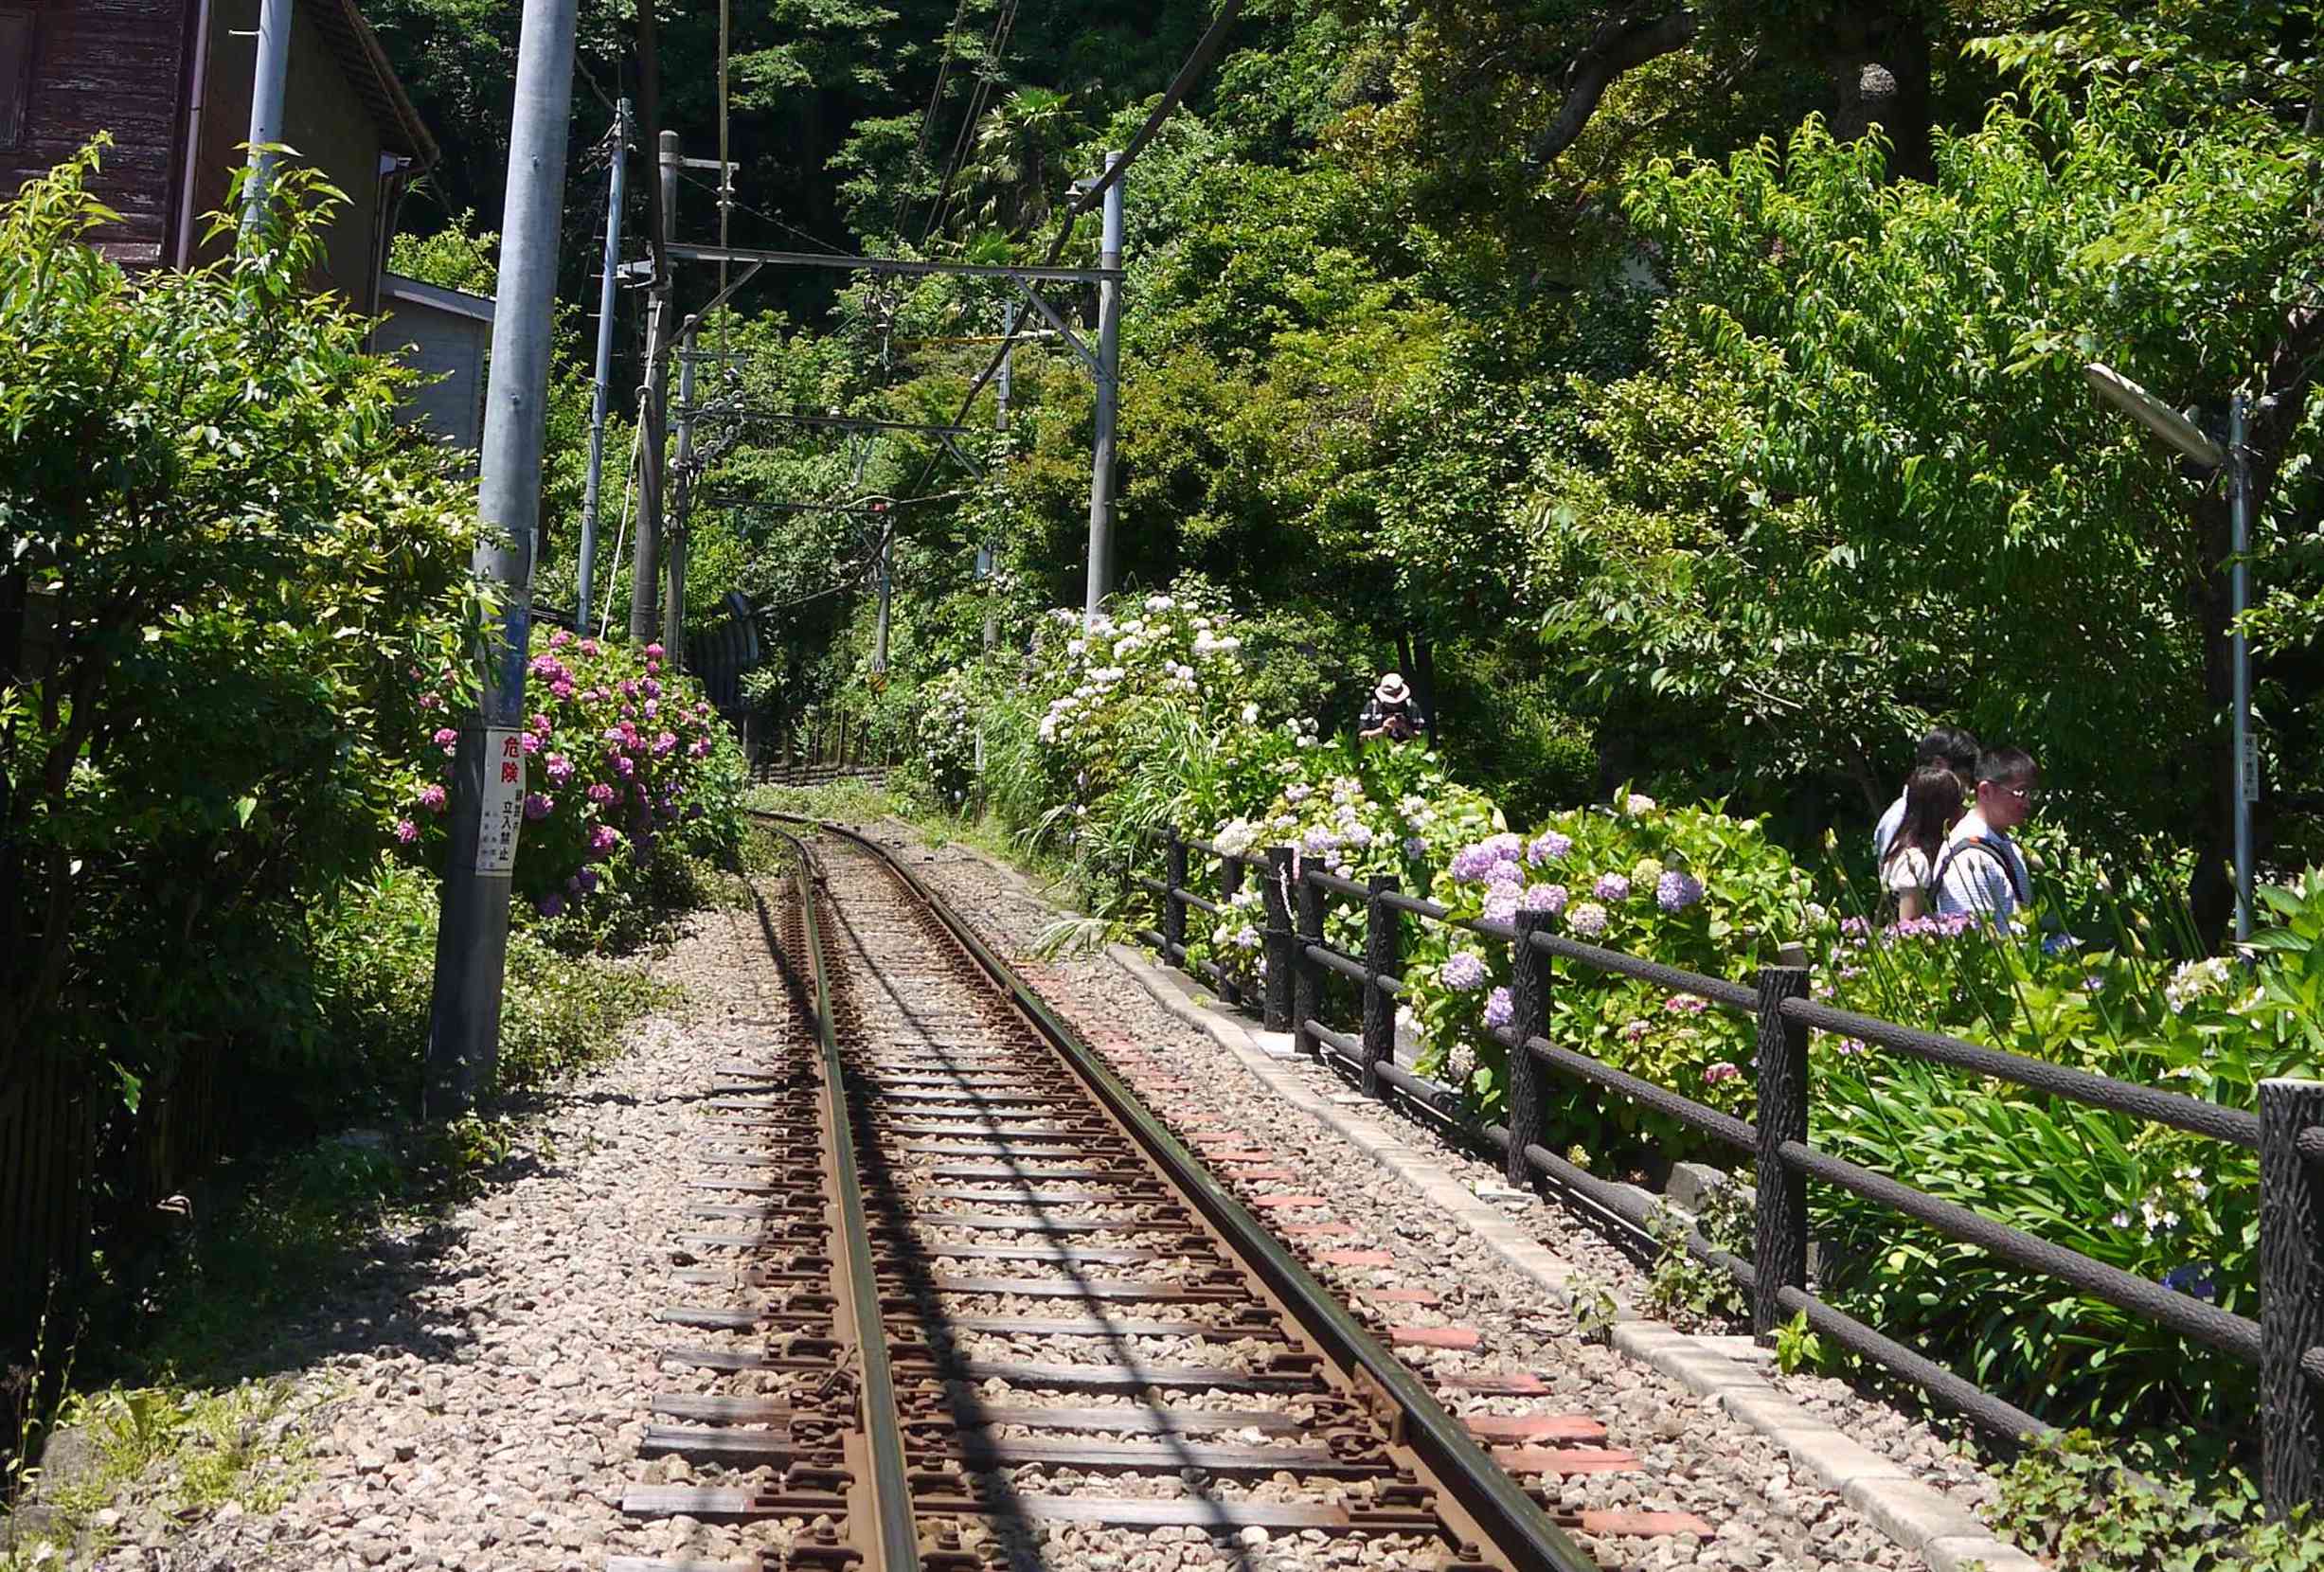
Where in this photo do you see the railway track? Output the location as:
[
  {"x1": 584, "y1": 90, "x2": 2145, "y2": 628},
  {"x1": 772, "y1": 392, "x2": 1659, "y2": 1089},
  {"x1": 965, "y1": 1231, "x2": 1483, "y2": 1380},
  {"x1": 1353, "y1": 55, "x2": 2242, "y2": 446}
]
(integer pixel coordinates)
[{"x1": 612, "y1": 817, "x2": 1629, "y2": 1571}]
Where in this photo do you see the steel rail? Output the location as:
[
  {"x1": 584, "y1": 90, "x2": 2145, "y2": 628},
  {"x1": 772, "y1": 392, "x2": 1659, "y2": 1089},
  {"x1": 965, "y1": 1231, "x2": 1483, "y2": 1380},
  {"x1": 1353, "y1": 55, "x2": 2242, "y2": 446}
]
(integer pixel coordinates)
[
  {"x1": 767, "y1": 823, "x2": 921, "y2": 1570},
  {"x1": 779, "y1": 813, "x2": 1598, "y2": 1572}
]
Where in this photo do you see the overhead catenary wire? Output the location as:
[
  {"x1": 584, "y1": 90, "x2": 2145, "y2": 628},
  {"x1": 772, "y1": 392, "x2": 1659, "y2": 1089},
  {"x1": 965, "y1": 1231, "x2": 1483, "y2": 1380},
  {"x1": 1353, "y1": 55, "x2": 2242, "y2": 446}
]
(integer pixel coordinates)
[
  {"x1": 921, "y1": 0, "x2": 1021, "y2": 245},
  {"x1": 891, "y1": 0, "x2": 1247, "y2": 508},
  {"x1": 895, "y1": 0, "x2": 975, "y2": 236}
]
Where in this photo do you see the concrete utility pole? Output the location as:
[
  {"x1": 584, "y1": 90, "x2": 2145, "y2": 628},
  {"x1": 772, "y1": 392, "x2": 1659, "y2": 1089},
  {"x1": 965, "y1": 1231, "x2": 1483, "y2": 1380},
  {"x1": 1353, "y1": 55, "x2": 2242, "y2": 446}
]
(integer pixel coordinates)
[
  {"x1": 239, "y1": 0, "x2": 294, "y2": 237},
  {"x1": 1082, "y1": 152, "x2": 1124, "y2": 628},
  {"x1": 664, "y1": 324, "x2": 696, "y2": 667},
  {"x1": 423, "y1": 0, "x2": 578, "y2": 1116},
  {"x1": 629, "y1": 130, "x2": 679, "y2": 643},
  {"x1": 981, "y1": 303, "x2": 1014, "y2": 653},
  {"x1": 576, "y1": 97, "x2": 630, "y2": 625}
]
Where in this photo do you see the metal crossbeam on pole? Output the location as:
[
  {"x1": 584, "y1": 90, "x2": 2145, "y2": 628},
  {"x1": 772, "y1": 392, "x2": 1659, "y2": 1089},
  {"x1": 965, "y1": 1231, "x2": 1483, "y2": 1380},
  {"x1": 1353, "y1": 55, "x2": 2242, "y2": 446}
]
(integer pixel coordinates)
[
  {"x1": 664, "y1": 241, "x2": 1120, "y2": 284},
  {"x1": 676, "y1": 408, "x2": 975, "y2": 438},
  {"x1": 1009, "y1": 281, "x2": 1097, "y2": 374},
  {"x1": 423, "y1": 0, "x2": 578, "y2": 1117}
]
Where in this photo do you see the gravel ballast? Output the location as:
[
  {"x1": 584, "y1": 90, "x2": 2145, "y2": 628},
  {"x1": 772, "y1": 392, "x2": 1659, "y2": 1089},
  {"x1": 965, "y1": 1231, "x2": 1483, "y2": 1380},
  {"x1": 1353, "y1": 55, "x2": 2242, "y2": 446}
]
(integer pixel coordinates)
[{"x1": 116, "y1": 895, "x2": 811, "y2": 1572}]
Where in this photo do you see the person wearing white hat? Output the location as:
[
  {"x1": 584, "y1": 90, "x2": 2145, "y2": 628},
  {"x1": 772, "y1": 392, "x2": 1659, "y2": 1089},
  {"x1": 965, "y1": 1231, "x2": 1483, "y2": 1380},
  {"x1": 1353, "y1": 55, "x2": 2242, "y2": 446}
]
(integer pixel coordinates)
[{"x1": 1359, "y1": 672, "x2": 1427, "y2": 743}]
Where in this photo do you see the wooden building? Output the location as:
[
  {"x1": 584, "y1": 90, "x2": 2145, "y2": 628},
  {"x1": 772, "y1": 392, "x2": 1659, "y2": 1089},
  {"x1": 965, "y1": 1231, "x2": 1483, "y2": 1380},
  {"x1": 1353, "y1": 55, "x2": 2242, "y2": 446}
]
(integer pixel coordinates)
[{"x1": 0, "y1": 0, "x2": 438, "y2": 313}]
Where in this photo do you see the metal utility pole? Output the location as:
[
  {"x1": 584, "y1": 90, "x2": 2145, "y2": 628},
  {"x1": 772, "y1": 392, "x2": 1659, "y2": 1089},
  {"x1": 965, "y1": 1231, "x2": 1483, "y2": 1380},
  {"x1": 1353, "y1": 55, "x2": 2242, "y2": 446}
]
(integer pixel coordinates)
[
  {"x1": 2085, "y1": 362, "x2": 2258, "y2": 943},
  {"x1": 239, "y1": 0, "x2": 294, "y2": 237},
  {"x1": 871, "y1": 527, "x2": 892, "y2": 676},
  {"x1": 981, "y1": 303, "x2": 1014, "y2": 653},
  {"x1": 629, "y1": 130, "x2": 679, "y2": 643},
  {"x1": 576, "y1": 96, "x2": 630, "y2": 624},
  {"x1": 2229, "y1": 391, "x2": 2256, "y2": 945},
  {"x1": 1082, "y1": 151, "x2": 1124, "y2": 628},
  {"x1": 423, "y1": 0, "x2": 578, "y2": 1116},
  {"x1": 664, "y1": 324, "x2": 696, "y2": 666}
]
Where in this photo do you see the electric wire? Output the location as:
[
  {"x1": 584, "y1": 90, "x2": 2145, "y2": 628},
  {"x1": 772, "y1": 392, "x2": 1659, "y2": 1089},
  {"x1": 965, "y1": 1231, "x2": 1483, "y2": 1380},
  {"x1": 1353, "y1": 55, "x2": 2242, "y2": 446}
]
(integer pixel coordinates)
[
  {"x1": 892, "y1": 0, "x2": 1248, "y2": 507},
  {"x1": 895, "y1": 0, "x2": 974, "y2": 236},
  {"x1": 921, "y1": 0, "x2": 1021, "y2": 245}
]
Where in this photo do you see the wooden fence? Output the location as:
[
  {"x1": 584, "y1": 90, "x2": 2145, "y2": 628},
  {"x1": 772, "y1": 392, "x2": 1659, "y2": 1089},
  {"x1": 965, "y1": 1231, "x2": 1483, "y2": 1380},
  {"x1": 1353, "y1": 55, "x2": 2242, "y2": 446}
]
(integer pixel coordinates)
[{"x1": 1135, "y1": 827, "x2": 2324, "y2": 1518}]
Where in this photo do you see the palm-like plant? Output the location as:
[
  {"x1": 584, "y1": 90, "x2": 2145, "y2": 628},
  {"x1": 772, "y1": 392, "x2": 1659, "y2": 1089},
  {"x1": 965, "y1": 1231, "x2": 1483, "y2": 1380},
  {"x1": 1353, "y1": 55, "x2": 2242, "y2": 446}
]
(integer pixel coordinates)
[{"x1": 957, "y1": 87, "x2": 1083, "y2": 239}]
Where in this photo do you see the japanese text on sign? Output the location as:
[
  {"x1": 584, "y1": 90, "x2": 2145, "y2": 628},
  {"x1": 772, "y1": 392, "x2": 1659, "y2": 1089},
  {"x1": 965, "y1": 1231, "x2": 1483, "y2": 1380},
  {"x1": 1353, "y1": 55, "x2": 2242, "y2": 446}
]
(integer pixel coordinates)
[{"x1": 477, "y1": 727, "x2": 525, "y2": 876}]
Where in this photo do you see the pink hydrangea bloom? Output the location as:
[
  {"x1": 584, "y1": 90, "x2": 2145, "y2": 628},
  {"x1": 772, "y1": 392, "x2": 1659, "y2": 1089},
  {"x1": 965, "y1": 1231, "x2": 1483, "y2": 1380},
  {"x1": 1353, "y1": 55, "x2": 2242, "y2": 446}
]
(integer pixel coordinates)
[
  {"x1": 393, "y1": 818, "x2": 420, "y2": 845},
  {"x1": 432, "y1": 727, "x2": 458, "y2": 748},
  {"x1": 418, "y1": 784, "x2": 447, "y2": 813},
  {"x1": 644, "y1": 643, "x2": 664, "y2": 659}
]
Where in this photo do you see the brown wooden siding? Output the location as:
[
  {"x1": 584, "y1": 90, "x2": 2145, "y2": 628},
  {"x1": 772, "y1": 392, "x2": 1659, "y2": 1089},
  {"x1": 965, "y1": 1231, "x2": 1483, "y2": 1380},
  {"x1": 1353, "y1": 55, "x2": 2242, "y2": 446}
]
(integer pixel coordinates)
[{"x1": 0, "y1": 0, "x2": 190, "y2": 263}]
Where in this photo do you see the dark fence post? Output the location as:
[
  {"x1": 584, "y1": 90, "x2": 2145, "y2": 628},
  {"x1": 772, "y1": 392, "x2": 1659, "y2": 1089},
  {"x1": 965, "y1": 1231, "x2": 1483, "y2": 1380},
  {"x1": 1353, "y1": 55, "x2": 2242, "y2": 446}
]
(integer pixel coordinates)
[
  {"x1": 1163, "y1": 828, "x2": 1189, "y2": 960},
  {"x1": 1360, "y1": 875, "x2": 1399, "y2": 1098},
  {"x1": 2261, "y1": 1078, "x2": 2324, "y2": 1517},
  {"x1": 1217, "y1": 855, "x2": 1245, "y2": 1009},
  {"x1": 1751, "y1": 964, "x2": 1812, "y2": 1341},
  {"x1": 1260, "y1": 848, "x2": 1295, "y2": 1032},
  {"x1": 1293, "y1": 865, "x2": 1326, "y2": 1057},
  {"x1": 1506, "y1": 910, "x2": 1553, "y2": 1188}
]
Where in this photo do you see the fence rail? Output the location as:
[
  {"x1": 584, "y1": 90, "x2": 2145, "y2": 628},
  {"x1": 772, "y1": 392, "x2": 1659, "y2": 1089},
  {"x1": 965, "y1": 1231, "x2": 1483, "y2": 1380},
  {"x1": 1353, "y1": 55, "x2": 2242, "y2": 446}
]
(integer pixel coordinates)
[{"x1": 1132, "y1": 825, "x2": 2324, "y2": 1517}]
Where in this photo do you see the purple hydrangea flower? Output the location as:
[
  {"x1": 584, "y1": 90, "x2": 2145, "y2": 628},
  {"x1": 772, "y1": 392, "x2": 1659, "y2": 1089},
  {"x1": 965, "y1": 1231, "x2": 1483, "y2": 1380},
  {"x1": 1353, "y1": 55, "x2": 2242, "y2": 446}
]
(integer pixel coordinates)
[
  {"x1": 1519, "y1": 883, "x2": 1568, "y2": 916},
  {"x1": 614, "y1": 756, "x2": 635, "y2": 778},
  {"x1": 393, "y1": 818, "x2": 419, "y2": 845},
  {"x1": 1482, "y1": 881, "x2": 1522, "y2": 924},
  {"x1": 1301, "y1": 826, "x2": 1339, "y2": 854},
  {"x1": 1655, "y1": 869, "x2": 1706, "y2": 912},
  {"x1": 1702, "y1": 1061, "x2": 1741, "y2": 1085},
  {"x1": 418, "y1": 783, "x2": 447, "y2": 813},
  {"x1": 524, "y1": 792, "x2": 552, "y2": 821},
  {"x1": 1448, "y1": 842, "x2": 1500, "y2": 883},
  {"x1": 1666, "y1": 993, "x2": 1707, "y2": 1015},
  {"x1": 586, "y1": 782, "x2": 616, "y2": 805},
  {"x1": 545, "y1": 755, "x2": 575, "y2": 786},
  {"x1": 653, "y1": 730, "x2": 679, "y2": 757},
  {"x1": 1439, "y1": 952, "x2": 1489, "y2": 991},
  {"x1": 432, "y1": 726, "x2": 459, "y2": 748},
  {"x1": 587, "y1": 824, "x2": 618, "y2": 855},
  {"x1": 1526, "y1": 831, "x2": 1572, "y2": 867},
  {"x1": 1593, "y1": 872, "x2": 1632, "y2": 902},
  {"x1": 575, "y1": 868, "x2": 600, "y2": 894},
  {"x1": 535, "y1": 892, "x2": 564, "y2": 919},
  {"x1": 1483, "y1": 987, "x2": 1513, "y2": 1030},
  {"x1": 1566, "y1": 902, "x2": 1609, "y2": 938}
]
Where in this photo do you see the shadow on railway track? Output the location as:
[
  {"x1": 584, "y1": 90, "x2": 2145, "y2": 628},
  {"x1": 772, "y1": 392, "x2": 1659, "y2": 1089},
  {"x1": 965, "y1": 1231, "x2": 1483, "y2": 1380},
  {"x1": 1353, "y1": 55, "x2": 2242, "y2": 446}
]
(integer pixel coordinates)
[{"x1": 813, "y1": 844, "x2": 1270, "y2": 1572}]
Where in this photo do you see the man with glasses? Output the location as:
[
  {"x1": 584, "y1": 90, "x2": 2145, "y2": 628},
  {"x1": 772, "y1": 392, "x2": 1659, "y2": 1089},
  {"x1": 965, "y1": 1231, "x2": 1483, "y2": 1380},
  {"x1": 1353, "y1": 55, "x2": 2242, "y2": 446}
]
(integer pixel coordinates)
[{"x1": 1934, "y1": 747, "x2": 2038, "y2": 923}]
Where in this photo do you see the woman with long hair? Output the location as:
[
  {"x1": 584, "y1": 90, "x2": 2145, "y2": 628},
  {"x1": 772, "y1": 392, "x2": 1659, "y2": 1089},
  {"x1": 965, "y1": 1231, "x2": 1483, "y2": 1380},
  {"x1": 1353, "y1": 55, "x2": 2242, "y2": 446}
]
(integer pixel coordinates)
[{"x1": 1882, "y1": 765, "x2": 1964, "y2": 921}]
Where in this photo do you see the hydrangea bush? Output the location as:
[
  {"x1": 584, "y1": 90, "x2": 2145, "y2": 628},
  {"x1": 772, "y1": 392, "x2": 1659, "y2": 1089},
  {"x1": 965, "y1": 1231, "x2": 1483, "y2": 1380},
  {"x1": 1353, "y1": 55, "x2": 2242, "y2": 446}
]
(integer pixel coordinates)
[
  {"x1": 912, "y1": 667, "x2": 979, "y2": 808},
  {"x1": 402, "y1": 633, "x2": 744, "y2": 930},
  {"x1": 1404, "y1": 793, "x2": 1815, "y2": 1150}
]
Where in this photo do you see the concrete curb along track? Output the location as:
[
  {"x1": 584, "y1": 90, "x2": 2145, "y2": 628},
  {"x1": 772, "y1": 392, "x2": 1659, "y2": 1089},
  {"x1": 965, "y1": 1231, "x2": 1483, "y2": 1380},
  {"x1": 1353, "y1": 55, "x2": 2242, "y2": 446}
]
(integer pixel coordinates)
[{"x1": 612, "y1": 813, "x2": 1624, "y2": 1570}]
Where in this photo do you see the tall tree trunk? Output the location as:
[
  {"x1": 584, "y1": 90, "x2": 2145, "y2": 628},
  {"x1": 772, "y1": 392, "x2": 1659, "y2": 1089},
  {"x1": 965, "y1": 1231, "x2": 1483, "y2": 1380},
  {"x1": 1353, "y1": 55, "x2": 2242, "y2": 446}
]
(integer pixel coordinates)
[{"x1": 1818, "y1": 4, "x2": 1935, "y2": 183}]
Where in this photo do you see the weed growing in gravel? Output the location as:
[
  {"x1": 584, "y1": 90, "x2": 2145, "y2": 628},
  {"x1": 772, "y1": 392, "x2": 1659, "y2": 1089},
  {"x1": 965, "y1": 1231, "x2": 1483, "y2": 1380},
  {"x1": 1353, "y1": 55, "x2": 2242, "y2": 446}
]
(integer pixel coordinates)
[
  {"x1": 1644, "y1": 1182, "x2": 1754, "y2": 1325},
  {"x1": 1772, "y1": 1311, "x2": 1829, "y2": 1375},
  {"x1": 1567, "y1": 1275, "x2": 1621, "y2": 1345},
  {"x1": 33, "y1": 1379, "x2": 313, "y2": 1552},
  {"x1": 1992, "y1": 1430, "x2": 2324, "y2": 1570}
]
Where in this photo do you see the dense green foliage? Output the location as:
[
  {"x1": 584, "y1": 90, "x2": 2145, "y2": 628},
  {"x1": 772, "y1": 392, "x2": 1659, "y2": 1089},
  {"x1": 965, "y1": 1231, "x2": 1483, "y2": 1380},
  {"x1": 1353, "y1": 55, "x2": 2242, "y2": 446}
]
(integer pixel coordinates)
[{"x1": 0, "y1": 149, "x2": 482, "y2": 1104}]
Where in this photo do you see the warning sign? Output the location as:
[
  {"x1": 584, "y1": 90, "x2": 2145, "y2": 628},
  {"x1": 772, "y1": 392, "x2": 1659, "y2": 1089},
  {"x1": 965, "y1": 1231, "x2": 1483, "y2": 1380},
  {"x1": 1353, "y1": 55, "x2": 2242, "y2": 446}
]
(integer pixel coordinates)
[{"x1": 477, "y1": 727, "x2": 525, "y2": 876}]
